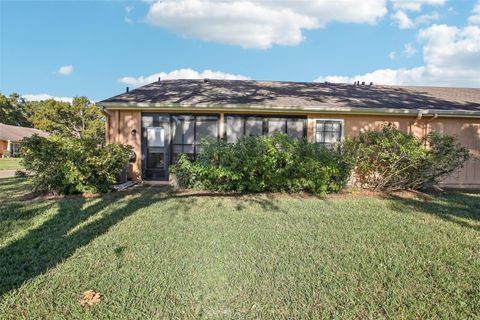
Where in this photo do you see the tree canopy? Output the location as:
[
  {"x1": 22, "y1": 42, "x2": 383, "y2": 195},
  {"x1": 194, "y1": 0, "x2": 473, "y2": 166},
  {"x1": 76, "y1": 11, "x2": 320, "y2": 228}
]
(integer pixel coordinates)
[
  {"x1": 28, "y1": 96, "x2": 105, "y2": 142},
  {"x1": 0, "y1": 93, "x2": 32, "y2": 127},
  {"x1": 0, "y1": 93, "x2": 105, "y2": 143}
]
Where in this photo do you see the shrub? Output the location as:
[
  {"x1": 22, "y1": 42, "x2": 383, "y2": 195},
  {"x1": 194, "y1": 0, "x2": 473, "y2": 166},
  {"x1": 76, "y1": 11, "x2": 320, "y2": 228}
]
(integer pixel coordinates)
[
  {"x1": 170, "y1": 134, "x2": 350, "y2": 194},
  {"x1": 20, "y1": 135, "x2": 132, "y2": 194},
  {"x1": 343, "y1": 125, "x2": 469, "y2": 191}
]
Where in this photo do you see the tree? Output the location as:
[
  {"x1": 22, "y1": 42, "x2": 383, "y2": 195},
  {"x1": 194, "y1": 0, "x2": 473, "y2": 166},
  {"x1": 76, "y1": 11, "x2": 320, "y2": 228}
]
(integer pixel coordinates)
[
  {"x1": 29, "y1": 96, "x2": 105, "y2": 143},
  {"x1": 0, "y1": 93, "x2": 32, "y2": 127}
]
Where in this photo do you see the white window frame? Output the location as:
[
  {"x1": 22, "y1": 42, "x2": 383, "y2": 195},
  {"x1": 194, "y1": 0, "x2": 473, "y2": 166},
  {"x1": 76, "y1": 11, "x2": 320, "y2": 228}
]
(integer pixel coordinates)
[{"x1": 313, "y1": 118, "x2": 345, "y2": 145}]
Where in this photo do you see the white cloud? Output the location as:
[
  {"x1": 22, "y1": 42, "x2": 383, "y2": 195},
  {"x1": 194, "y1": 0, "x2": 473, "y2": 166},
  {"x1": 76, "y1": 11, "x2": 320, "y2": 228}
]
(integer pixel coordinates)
[
  {"x1": 391, "y1": 0, "x2": 446, "y2": 12},
  {"x1": 56, "y1": 65, "x2": 73, "y2": 76},
  {"x1": 391, "y1": 10, "x2": 439, "y2": 29},
  {"x1": 145, "y1": 0, "x2": 387, "y2": 49},
  {"x1": 315, "y1": 24, "x2": 480, "y2": 87},
  {"x1": 404, "y1": 43, "x2": 417, "y2": 56},
  {"x1": 469, "y1": 1, "x2": 480, "y2": 25},
  {"x1": 22, "y1": 94, "x2": 73, "y2": 103},
  {"x1": 315, "y1": 68, "x2": 426, "y2": 85},
  {"x1": 389, "y1": 51, "x2": 397, "y2": 59},
  {"x1": 416, "y1": 11, "x2": 439, "y2": 24},
  {"x1": 125, "y1": 5, "x2": 134, "y2": 24},
  {"x1": 391, "y1": 10, "x2": 414, "y2": 28},
  {"x1": 119, "y1": 68, "x2": 251, "y2": 87}
]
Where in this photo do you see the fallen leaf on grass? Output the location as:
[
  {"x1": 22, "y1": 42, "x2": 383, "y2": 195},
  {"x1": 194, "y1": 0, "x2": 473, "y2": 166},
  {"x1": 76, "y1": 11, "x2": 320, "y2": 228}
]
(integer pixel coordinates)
[{"x1": 79, "y1": 290, "x2": 101, "y2": 306}]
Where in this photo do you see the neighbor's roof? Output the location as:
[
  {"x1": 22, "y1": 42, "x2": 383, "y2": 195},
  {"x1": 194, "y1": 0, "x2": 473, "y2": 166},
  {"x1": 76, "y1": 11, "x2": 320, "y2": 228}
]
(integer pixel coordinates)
[
  {"x1": 99, "y1": 79, "x2": 480, "y2": 117},
  {"x1": 0, "y1": 123, "x2": 49, "y2": 142}
]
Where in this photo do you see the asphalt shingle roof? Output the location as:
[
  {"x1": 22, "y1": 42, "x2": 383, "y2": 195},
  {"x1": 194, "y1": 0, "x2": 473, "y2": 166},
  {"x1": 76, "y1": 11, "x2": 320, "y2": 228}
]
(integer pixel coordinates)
[
  {"x1": 0, "y1": 123, "x2": 49, "y2": 142},
  {"x1": 99, "y1": 79, "x2": 480, "y2": 113}
]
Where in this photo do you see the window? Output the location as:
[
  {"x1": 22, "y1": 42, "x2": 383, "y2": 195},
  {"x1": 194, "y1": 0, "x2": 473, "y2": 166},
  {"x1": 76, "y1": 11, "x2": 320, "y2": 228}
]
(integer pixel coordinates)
[
  {"x1": 10, "y1": 143, "x2": 21, "y2": 156},
  {"x1": 171, "y1": 115, "x2": 218, "y2": 163},
  {"x1": 225, "y1": 115, "x2": 306, "y2": 142},
  {"x1": 314, "y1": 119, "x2": 343, "y2": 146}
]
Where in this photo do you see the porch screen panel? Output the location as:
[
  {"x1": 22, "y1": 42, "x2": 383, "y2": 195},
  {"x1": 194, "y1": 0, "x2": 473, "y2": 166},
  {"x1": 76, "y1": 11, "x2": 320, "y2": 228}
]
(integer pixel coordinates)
[
  {"x1": 171, "y1": 115, "x2": 195, "y2": 163},
  {"x1": 226, "y1": 117, "x2": 244, "y2": 143},
  {"x1": 195, "y1": 116, "x2": 218, "y2": 154},
  {"x1": 225, "y1": 115, "x2": 307, "y2": 142},
  {"x1": 286, "y1": 119, "x2": 305, "y2": 140},
  {"x1": 267, "y1": 118, "x2": 286, "y2": 136},
  {"x1": 245, "y1": 117, "x2": 263, "y2": 137}
]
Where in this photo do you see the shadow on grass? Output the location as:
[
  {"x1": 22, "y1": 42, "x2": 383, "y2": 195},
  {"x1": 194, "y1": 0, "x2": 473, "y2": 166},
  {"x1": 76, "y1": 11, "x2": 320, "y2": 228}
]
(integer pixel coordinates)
[
  {"x1": 386, "y1": 190, "x2": 480, "y2": 232},
  {"x1": 0, "y1": 186, "x2": 283, "y2": 297},
  {"x1": 0, "y1": 189, "x2": 164, "y2": 297}
]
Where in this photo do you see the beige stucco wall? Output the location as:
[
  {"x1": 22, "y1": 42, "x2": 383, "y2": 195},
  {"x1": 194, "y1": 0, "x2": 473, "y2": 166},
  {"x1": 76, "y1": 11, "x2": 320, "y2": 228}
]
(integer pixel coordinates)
[
  {"x1": 307, "y1": 113, "x2": 480, "y2": 187},
  {"x1": 306, "y1": 114, "x2": 419, "y2": 142},
  {"x1": 107, "y1": 109, "x2": 480, "y2": 186},
  {"x1": 428, "y1": 118, "x2": 480, "y2": 187}
]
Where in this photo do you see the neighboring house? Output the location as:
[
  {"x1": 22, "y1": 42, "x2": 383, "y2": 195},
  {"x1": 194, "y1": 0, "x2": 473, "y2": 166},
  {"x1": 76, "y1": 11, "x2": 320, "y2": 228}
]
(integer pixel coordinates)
[
  {"x1": 0, "y1": 123, "x2": 49, "y2": 157},
  {"x1": 98, "y1": 79, "x2": 480, "y2": 187}
]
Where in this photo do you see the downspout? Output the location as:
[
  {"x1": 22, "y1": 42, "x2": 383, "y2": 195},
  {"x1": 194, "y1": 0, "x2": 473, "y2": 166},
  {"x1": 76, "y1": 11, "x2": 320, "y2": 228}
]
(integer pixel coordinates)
[
  {"x1": 409, "y1": 110, "x2": 423, "y2": 135},
  {"x1": 100, "y1": 105, "x2": 110, "y2": 117},
  {"x1": 423, "y1": 113, "x2": 439, "y2": 141}
]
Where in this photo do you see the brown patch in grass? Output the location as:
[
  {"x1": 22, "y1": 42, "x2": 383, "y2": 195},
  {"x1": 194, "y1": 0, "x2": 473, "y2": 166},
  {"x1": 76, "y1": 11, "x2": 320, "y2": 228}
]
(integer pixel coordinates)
[{"x1": 79, "y1": 290, "x2": 101, "y2": 306}]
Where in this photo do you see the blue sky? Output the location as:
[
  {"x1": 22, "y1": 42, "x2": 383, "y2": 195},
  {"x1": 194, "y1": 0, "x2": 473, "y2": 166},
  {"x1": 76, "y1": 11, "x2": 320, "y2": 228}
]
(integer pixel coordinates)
[{"x1": 1, "y1": 0, "x2": 479, "y2": 102}]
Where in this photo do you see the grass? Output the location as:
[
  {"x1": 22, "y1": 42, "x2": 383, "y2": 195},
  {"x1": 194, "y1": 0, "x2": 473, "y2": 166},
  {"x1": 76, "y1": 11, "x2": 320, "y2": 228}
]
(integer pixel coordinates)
[
  {"x1": 0, "y1": 178, "x2": 479, "y2": 319},
  {"x1": 0, "y1": 158, "x2": 22, "y2": 171}
]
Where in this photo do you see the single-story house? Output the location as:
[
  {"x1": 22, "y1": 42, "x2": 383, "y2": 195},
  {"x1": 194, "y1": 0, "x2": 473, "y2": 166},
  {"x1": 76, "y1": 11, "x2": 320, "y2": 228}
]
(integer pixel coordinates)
[
  {"x1": 0, "y1": 123, "x2": 49, "y2": 157},
  {"x1": 98, "y1": 79, "x2": 480, "y2": 187}
]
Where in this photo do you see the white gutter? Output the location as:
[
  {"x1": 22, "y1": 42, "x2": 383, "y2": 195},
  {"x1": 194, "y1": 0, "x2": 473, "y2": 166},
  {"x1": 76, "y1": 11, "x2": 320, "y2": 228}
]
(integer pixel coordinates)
[{"x1": 97, "y1": 102, "x2": 480, "y2": 118}]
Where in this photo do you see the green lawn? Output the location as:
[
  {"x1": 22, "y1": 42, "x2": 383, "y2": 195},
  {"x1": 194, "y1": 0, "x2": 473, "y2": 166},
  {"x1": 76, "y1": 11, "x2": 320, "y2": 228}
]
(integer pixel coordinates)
[
  {"x1": 0, "y1": 158, "x2": 22, "y2": 171},
  {"x1": 0, "y1": 178, "x2": 479, "y2": 319}
]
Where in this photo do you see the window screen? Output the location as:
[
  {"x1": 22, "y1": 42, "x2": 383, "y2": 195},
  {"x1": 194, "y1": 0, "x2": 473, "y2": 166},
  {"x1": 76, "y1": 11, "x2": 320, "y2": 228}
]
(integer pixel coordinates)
[{"x1": 314, "y1": 120, "x2": 342, "y2": 145}]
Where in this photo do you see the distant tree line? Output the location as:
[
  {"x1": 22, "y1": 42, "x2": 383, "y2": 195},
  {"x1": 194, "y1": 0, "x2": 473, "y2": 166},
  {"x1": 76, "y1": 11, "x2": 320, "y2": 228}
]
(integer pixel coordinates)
[{"x1": 0, "y1": 93, "x2": 105, "y2": 143}]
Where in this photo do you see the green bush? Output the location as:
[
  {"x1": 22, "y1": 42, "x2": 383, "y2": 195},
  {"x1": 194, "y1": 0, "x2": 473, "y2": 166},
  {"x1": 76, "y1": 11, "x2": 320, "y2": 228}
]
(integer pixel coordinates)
[
  {"x1": 20, "y1": 135, "x2": 132, "y2": 194},
  {"x1": 343, "y1": 125, "x2": 469, "y2": 191},
  {"x1": 171, "y1": 134, "x2": 350, "y2": 194}
]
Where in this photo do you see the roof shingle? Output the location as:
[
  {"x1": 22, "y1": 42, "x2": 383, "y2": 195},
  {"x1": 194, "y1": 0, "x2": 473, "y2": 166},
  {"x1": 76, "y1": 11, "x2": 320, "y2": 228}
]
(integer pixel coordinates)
[
  {"x1": 99, "y1": 79, "x2": 480, "y2": 113},
  {"x1": 0, "y1": 123, "x2": 49, "y2": 142}
]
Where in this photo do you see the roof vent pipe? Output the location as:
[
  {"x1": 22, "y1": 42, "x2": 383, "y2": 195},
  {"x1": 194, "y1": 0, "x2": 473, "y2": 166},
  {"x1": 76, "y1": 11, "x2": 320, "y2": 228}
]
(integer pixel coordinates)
[{"x1": 126, "y1": 87, "x2": 129, "y2": 93}]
